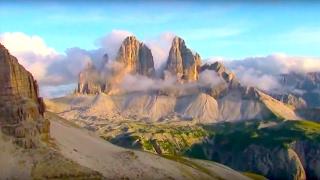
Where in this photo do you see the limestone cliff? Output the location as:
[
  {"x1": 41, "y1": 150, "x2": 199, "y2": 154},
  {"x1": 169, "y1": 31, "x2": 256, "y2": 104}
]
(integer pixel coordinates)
[
  {"x1": 0, "y1": 43, "x2": 49, "y2": 148},
  {"x1": 166, "y1": 36, "x2": 202, "y2": 82},
  {"x1": 116, "y1": 36, "x2": 155, "y2": 77}
]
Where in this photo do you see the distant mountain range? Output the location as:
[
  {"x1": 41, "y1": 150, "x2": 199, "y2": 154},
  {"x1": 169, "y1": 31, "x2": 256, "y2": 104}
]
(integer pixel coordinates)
[{"x1": 63, "y1": 35, "x2": 300, "y2": 123}]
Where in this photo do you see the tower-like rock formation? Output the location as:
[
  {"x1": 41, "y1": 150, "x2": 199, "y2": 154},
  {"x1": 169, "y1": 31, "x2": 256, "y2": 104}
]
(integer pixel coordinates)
[
  {"x1": 77, "y1": 63, "x2": 104, "y2": 94},
  {"x1": 0, "y1": 43, "x2": 49, "y2": 148},
  {"x1": 116, "y1": 36, "x2": 155, "y2": 77},
  {"x1": 165, "y1": 36, "x2": 202, "y2": 82}
]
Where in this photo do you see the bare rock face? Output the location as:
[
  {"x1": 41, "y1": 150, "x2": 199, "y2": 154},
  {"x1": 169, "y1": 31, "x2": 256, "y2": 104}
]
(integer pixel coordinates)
[
  {"x1": 279, "y1": 72, "x2": 320, "y2": 108},
  {"x1": 166, "y1": 36, "x2": 202, "y2": 82},
  {"x1": 0, "y1": 43, "x2": 49, "y2": 148},
  {"x1": 201, "y1": 62, "x2": 239, "y2": 87},
  {"x1": 77, "y1": 63, "x2": 104, "y2": 94},
  {"x1": 272, "y1": 93, "x2": 307, "y2": 109},
  {"x1": 116, "y1": 36, "x2": 155, "y2": 77}
]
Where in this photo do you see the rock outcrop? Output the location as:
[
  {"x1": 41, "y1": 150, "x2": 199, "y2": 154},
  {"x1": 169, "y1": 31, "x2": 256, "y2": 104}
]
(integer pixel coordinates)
[
  {"x1": 0, "y1": 43, "x2": 49, "y2": 148},
  {"x1": 77, "y1": 63, "x2": 104, "y2": 94},
  {"x1": 201, "y1": 62, "x2": 239, "y2": 87},
  {"x1": 165, "y1": 36, "x2": 201, "y2": 82},
  {"x1": 116, "y1": 36, "x2": 155, "y2": 77}
]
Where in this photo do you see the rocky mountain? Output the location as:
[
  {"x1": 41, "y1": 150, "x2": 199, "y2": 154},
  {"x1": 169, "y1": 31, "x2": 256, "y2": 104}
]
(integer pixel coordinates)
[
  {"x1": 0, "y1": 43, "x2": 253, "y2": 180},
  {"x1": 165, "y1": 36, "x2": 202, "y2": 82},
  {"x1": 71, "y1": 35, "x2": 298, "y2": 123},
  {"x1": 277, "y1": 72, "x2": 320, "y2": 108},
  {"x1": 0, "y1": 43, "x2": 49, "y2": 148},
  {"x1": 116, "y1": 36, "x2": 155, "y2": 77},
  {"x1": 201, "y1": 62, "x2": 239, "y2": 87},
  {"x1": 76, "y1": 36, "x2": 156, "y2": 94},
  {"x1": 268, "y1": 72, "x2": 320, "y2": 121},
  {"x1": 43, "y1": 34, "x2": 320, "y2": 180}
]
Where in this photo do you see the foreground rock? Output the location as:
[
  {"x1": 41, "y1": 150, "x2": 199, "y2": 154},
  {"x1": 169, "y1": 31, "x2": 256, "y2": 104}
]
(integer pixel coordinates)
[
  {"x1": 0, "y1": 43, "x2": 49, "y2": 148},
  {"x1": 0, "y1": 43, "x2": 104, "y2": 179}
]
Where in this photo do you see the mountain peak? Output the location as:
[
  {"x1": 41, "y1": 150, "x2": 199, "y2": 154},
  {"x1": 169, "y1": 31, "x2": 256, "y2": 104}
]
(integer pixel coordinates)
[
  {"x1": 166, "y1": 36, "x2": 201, "y2": 82},
  {"x1": 123, "y1": 35, "x2": 138, "y2": 43},
  {"x1": 116, "y1": 35, "x2": 155, "y2": 77}
]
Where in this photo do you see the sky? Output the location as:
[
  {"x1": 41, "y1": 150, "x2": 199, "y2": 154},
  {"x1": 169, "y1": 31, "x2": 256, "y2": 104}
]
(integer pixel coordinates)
[
  {"x1": 1, "y1": 0, "x2": 320, "y2": 97},
  {"x1": 1, "y1": 1, "x2": 320, "y2": 59}
]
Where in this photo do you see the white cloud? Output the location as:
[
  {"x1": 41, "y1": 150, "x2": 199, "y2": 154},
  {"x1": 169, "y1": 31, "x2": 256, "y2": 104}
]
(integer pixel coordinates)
[
  {"x1": 0, "y1": 32, "x2": 57, "y2": 56},
  {"x1": 223, "y1": 54, "x2": 320, "y2": 91},
  {"x1": 0, "y1": 32, "x2": 58, "y2": 80},
  {"x1": 4, "y1": 31, "x2": 320, "y2": 97},
  {"x1": 145, "y1": 32, "x2": 175, "y2": 71},
  {"x1": 227, "y1": 54, "x2": 320, "y2": 74},
  {"x1": 198, "y1": 70, "x2": 224, "y2": 87}
]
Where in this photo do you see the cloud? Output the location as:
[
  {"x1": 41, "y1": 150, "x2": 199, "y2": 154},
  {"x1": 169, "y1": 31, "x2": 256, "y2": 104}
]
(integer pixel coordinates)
[
  {"x1": 4, "y1": 31, "x2": 320, "y2": 97},
  {"x1": 198, "y1": 70, "x2": 224, "y2": 87},
  {"x1": 96, "y1": 30, "x2": 133, "y2": 60},
  {"x1": 119, "y1": 70, "x2": 223, "y2": 93},
  {"x1": 145, "y1": 32, "x2": 175, "y2": 72},
  {"x1": 226, "y1": 54, "x2": 320, "y2": 74},
  {"x1": 223, "y1": 53, "x2": 320, "y2": 91},
  {"x1": 0, "y1": 32, "x2": 58, "y2": 80}
]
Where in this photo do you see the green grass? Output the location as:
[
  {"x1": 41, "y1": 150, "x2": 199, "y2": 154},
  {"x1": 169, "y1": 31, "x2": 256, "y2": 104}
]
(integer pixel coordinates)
[
  {"x1": 187, "y1": 119, "x2": 320, "y2": 157},
  {"x1": 102, "y1": 122, "x2": 209, "y2": 155}
]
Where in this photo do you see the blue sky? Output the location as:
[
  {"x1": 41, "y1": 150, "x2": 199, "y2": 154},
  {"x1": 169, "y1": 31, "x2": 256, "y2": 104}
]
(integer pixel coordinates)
[{"x1": 1, "y1": 1, "x2": 320, "y2": 59}]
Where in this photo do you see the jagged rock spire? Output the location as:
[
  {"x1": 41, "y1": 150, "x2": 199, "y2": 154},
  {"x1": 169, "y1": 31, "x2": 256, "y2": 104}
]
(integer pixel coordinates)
[
  {"x1": 165, "y1": 36, "x2": 202, "y2": 82},
  {"x1": 116, "y1": 36, "x2": 155, "y2": 77}
]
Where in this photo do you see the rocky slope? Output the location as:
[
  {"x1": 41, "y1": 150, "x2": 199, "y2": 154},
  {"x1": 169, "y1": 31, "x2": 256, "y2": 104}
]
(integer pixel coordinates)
[
  {"x1": 165, "y1": 36, "x2": 202, "y2": 82},
  {"x1": 48, "y1": 112, "x2": 251, "y2": 180}
]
